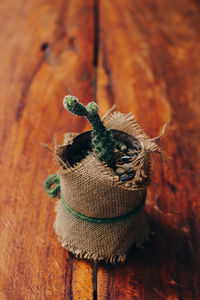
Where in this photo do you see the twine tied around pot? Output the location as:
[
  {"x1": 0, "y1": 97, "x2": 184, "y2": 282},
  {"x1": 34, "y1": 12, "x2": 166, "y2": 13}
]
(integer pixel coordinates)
[{"x1": 44, "y1": 174, "x2": 146, "y2": 224}]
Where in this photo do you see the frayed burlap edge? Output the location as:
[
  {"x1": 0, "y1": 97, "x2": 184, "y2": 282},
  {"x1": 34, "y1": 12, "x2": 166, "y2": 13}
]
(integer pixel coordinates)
[
  {"x1": 54, "y1": 232, "x2": 150, "y2": 264},
  {"x1": 54, "y1": 199, "x2": 151, "y2": 264}
]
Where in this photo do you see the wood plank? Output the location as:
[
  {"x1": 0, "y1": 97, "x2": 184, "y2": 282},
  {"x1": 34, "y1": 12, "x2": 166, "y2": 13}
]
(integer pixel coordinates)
[
  {"x1": 97, "y1": 0, "x2": 200, "y2": 299},
  {"x1": 0, "y1": 0, "x2": 94, "y2": 299}
]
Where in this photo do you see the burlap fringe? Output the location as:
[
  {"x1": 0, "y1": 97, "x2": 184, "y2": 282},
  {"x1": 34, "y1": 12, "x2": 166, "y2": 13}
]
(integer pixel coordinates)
[
  {"x1": 54, "y1": 241, "x2": 151, "y2": 264},
  {"x1": 54, "y1": 232, "x2": 151, "y2": 264},
  {"x1": 54, "y1": 200, "x2": 151, "y2": 264}
]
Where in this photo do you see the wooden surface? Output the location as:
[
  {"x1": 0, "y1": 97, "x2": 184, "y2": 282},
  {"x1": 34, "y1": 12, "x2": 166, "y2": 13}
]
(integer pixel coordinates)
[{"x1": 0, "y1": 0, "x2": 200, "y2": 299}]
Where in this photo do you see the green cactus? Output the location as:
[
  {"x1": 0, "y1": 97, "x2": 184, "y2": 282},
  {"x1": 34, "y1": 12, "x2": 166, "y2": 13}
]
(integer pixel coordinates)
[{"x1": 63, "y1": 95, "x2": 116, "y2": 168}]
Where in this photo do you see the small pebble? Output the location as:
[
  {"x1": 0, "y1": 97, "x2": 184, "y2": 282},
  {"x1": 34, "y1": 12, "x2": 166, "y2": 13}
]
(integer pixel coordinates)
[
  {"x1": 117, "y1": 163, "x2": 133, "y2": 172},
  {"x1": 116, "y1": 167, "x2": 126, "y2": 175},
  {"x1": 120, "y1": 145, "x2": 127, "y2": 152},
  {"x1": 119, "y1": 155, "x2": 131, "y2": 163},
  {"x1": 120, "y1": 174, "x2": 129, "y2": 181}
]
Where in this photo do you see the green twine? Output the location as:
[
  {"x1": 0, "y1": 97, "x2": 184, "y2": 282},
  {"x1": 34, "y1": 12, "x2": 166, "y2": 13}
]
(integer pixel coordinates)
[
  {"x1": 61, "y1": 194, "x2": 146, "y2": 223},
  {"x1": 44, "y1": 174, "x2": 60, "y2": 198},
  {"x1": 44, "y1": 174, "x2": 146, "y2": 223}
]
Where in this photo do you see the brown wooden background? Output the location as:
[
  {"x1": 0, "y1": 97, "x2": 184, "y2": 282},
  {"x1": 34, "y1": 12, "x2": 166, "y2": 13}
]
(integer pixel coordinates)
[{"x1": 0, "y1": 0, "x2": 200, "y2": 299}]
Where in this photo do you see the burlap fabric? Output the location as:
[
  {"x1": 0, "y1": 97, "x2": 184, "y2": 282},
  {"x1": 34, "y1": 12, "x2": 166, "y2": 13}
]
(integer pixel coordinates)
[{"x1": 54, "y1": 111, "x2": 161, "y2": 263}]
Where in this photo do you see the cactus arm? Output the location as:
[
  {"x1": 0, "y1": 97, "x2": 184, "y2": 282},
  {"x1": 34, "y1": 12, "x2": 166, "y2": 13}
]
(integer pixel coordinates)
[
  {"x1": 88, "y1": 115, "x2": 116, "y2": 167},
  {"x1": 63, "y1": 96, "x2": 116, "y2": 167},
  {"x1": 63, "y1": 95, "x2": 88, "y2": 116}
]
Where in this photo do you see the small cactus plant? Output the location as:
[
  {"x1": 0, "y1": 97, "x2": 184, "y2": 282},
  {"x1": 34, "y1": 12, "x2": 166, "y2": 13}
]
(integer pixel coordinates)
[{"x1": 63, "y1": 95, "x2": 116, "y2": 168}]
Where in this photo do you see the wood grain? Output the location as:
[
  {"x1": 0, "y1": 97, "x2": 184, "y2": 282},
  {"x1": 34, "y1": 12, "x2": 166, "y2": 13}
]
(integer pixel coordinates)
[
  {"x1": 0, "y1": 0, "x2": 94, "y2": 299},
  {"x1": 97, "y1": 0, "x2": 200, "y2": 299},
  {"x1": 1, "y1": 0, "x2": 200, "y2": 299}
]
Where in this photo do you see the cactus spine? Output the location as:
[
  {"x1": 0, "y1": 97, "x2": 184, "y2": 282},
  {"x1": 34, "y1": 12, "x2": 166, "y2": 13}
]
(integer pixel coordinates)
[{"x1": 63, "y1": 95, "x2": 116, "y2": 167}]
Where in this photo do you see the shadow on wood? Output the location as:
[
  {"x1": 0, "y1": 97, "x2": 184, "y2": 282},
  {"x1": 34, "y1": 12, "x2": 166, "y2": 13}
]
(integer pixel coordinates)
[{"x1": 98, "y1": 213, "x2": 197, "y2": 299}]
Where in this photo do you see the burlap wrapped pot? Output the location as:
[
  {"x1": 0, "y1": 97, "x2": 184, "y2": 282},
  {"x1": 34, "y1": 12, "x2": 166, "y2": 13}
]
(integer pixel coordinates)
[{"x1": 53, "y1": 111, "x2": 161, "y2": 264}]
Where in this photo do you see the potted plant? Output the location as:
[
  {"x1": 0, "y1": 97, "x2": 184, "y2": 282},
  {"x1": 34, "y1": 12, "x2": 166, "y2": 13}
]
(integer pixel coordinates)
[{"x1": 44, "y1": 95, "x2": 163, "y2": 263}]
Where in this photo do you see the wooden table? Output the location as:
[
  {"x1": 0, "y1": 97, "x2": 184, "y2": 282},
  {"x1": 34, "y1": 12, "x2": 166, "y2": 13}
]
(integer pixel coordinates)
[{"x1": 1, "y1": 0, "x2": 200, "y2": 299}]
